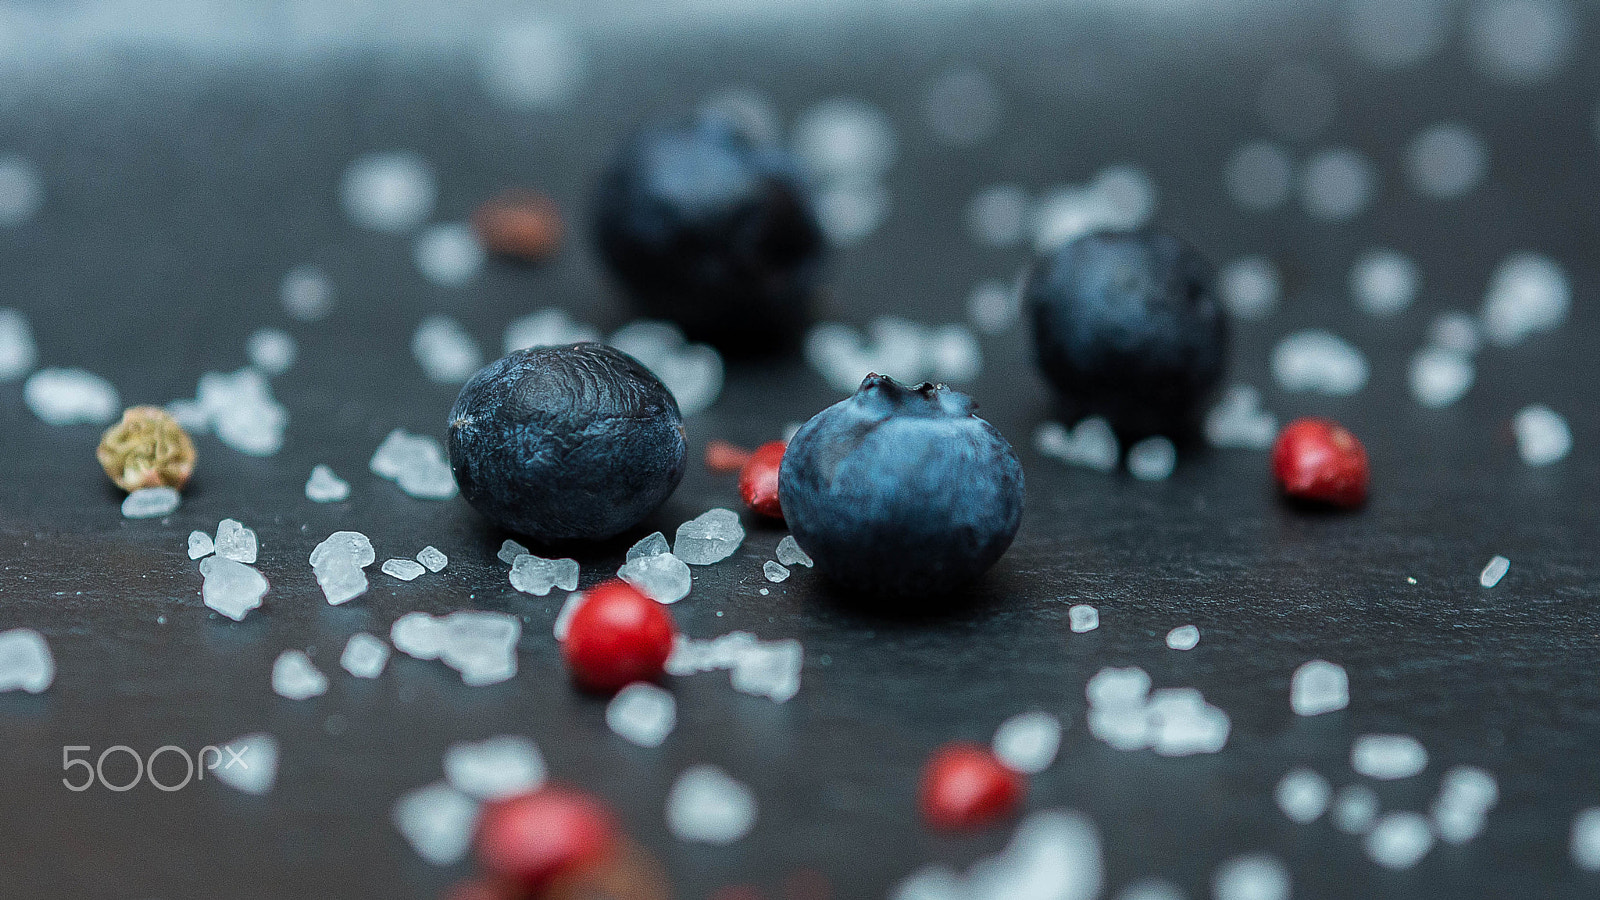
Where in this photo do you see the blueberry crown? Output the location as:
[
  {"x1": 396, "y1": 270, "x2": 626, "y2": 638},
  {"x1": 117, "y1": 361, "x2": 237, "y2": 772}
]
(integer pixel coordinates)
[{"x1": 854, "y1": 373, "x2": 976, "y2": 418}]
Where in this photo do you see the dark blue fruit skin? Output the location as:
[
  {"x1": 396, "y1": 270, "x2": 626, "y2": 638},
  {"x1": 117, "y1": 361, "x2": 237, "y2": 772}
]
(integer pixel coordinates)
[
  {"x1": 778, "y1": 375, "x2": 1024, "y2": 599},
  {"x1": 447, "y1": 343, "x2": 686, "y2": 544},
  {"x1": 593, "y1": 115, "x2": 825, "y2": 350},
  {"x1": 1026, "y1": 229, "x2": 1228, "y2": 441}
]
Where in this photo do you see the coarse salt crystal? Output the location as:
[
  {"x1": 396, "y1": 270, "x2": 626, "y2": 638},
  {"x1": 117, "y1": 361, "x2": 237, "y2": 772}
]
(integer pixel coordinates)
[
  {"x1": 24, "y1": 368, "x2": 119, "y2": 426},
  {"x1": 1166, "y1": 625, "x2": 1200, "y2": 651},
  {"x1": 1512, "y1": 405, "x2": 1571, "y2": 466},
  {"x1": 1275, "y1": 768, "x2": 1331, "y2": 823},
  {"x1": 1409, "y1": 347, "x2": 1474, "y2": 408},
  {"x1": 1352, "y1": 734, "x2": 1428, "y2": 780},
  {"x1": 1480, "y1": 555, "x2": 1510, "y2": 588},
  {"x1": 1272, "y1": 330, "x2": 1368, "y2": 396},
  {"x1": 1572, "y1": 808, "x2": 1600, "y2": 870},
  {"x1": 776, "y1": 536, "x2": 814, "y2": 568},
  {"x1": 122, "y1": 487, "x2": 180, "y2": 519},
  {"x1": 412, "y1": 315, "x2": 483, "y2": 385},
  {"x1": 1334, "y1": 784, "x2": 1380, "y2": 834},
  {"x1": 393, "y1": 782, "x2": 478, "y2": 865},
  {"x1": 212, "y1": 732, "x2": 278, "y2": 795},
  {"x1": 305, "y1": 464, "x2": 350, "y2": 503},
  {"x1": 675, "y1": 508, "x2": 745, "y2": 565},
  {"x1": 0, "y1": 308, "x2": 38, "y2": 382},
  {"x1": 1350, "y1": 249, "x2": 1419, "y2": 317},
  {"x1": 1219, "y1": 256, "x2": 1280, "y2": 320},
  {"x1": 1126, "y1": 437, "x2": 1176, "y2": 481},
  {"x1": 416, "y1": 546, "x2": 448, "y2": 573},
  {"x1": 509, "y1": 553, "x2": 579, "y2": 597},
  {"x1": 496, "y1": 539, "x2": 529, "y2": 565},
  {"x1": 340, "y1": 632, "x2": 390, "y2": 679},
  {"x1": 199, "y1": 556, "x2": 268, "y2": 621},
  {"x1": 606, "y1": 682, "x2": 677, "y2": 748},
  {"x1": 414, "y1": 223, "x2": 484, "y2": 287},
  {"x1": 1291, "y1": 660, "x2": 1349, "y2": 716},
  {"x1": 187, "y1": 530, "x2": 214, "y2": 559},
  {"x1": 382, "y1": 558, "x2": 427, "y2": 582},
  {"x1": 341, "y1": 151, "x2": 436, "y2": 233},
  {"x1": 444, "y1": 735, "x2": 546, "y2": 800},
  {"x1": 666, "y1": 764, "x2": 757, "y2": 845},
  {"x1": 0, "y1": 628, "x2": 54, "y2": 693},
  {"x1": 272, "y1": 650, "x2": 328, "y2": 700},
  {"x1": 247, "y1": 328, "x2": 297, "y2": 376},
  {"x1": 1365, "y1": 812, "x2": 1434, "y2": 870},
  {"x1": 763, "y1": 561, "x2": 791, "y2": 583},
  {"x1": 1068, "y1": 604, "x2": 1099, "y2": 633},
  {"x1": 214, "y1": 518, "x2": 258, "y2": 564},
  {"x1": 618, "y1": 552, "x2": 692, "y2": 604},
  {"x1": 992, "y1": 711, "x2": 1062, "y2": 774},
  {"x1": 1212, "y1": 854, "x2": 1290, "y2": 900}
]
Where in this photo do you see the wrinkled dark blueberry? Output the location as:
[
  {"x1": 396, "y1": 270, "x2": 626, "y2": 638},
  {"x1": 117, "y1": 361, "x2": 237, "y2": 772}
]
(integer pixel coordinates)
[
  {"x1": 447, "y1": 343, "x2": 686, "y2": 543},
  {"x1": 593, "y1": 116, "x2": 825, "y2": 349},
  {"x1": 1026, "y1": 228, "x2": 1228, "y2": 440},
  {"x1": 777, "y1": 375, "x2": 1024, "y2": 599}
]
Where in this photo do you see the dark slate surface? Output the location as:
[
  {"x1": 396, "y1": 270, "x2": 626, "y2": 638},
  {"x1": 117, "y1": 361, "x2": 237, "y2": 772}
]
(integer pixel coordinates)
[{"x1": 1, "y1": 3, "x2": 1598, "y2": 898}]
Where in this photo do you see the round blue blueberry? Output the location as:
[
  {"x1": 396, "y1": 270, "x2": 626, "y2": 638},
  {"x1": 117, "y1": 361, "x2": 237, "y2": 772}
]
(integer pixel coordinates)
[
  {"x1": 593, "y1": 115, "x2": 825, "y2": 349},
  {"x1": 778, "y1": 375, "x2": 1024, "y2": 599},
  {"x1": 1026, "y1": 229, "x2": 1228, "y2": 440},
  {"x1": 446, "y1": 343, "x2": 686, "y2": 543}
]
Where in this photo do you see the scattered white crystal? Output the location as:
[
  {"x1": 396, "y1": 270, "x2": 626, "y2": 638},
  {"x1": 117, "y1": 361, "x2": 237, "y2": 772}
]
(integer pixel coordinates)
[
  {"x1": 794, "y1": 98, "x2": 897, "y2": 180},
  {"x1": 199, "y1": 556, "x2": 268, "y2": 621},
  {"x1": 1212, "y1": 854, "x2": 1289, "y2": 900},
  {"x1": 966, "y1": 185, "x2": 1030, "y2": 249},
  {"x1": 417, "y1": 546, "x2": 448, "y2": 573},
  {"x1": 393, "y1": 782, "x2": 478, "y2": 865},
  {"x1": 1334, "y1": 784, "x2": 1381, "y2": 834},
  {"x1": 618, "y1": 552, "x2": 692, "y2": 604},
  {"x1": 1126, "y1": 437, "x2": 1176, "y2": 481},
  {"x1": 763, "y1": 561, "x2": 791, "y2": 583},
  {"x1": 496, "y1": 539, "x2": 529, "y2": 565},
  {"x1": 281, "y1": 264, "x2": 334, "y2": 321},
  {"x1": 272, "y1": 650, "x2": 328, "y2": 700},
  {"x1": 122, "y1": 487, "x2": 180, "y2": 519},
  {"x1": 1087, "y1": 667, "x2": 1152, "y2": 709},
  {"x1": 1272, "y1": 330, "x2": 1368, "y2": 395},
  {"x1": 553, "y1": 592, "x2": 584, "y2": 641},
  {"x1": 392, "y1": 612, "x2": 447, "y2": 661},
  {"x1": 214, "y1": 518, "x2": 258, "y2": 563},
  {"x1": 1407, "y1": 123, "x2": 1488, "y2": 199},
  {"x1": 608, "y1": 320, "x2": 724, "y2": 416},
  {"x1": 1205, "y1": 385, "x2": 1277, "y2": 450},
  {"x1": 212, "y1": 733, "x2": 278, "y2": 795},
  {"x1": 341, "y1": 632, "x2": 390, "y2": 679},
  {"x1": 1068, "y1": 605, "x2": 1099, "y2": 633},
  {"x1": 1480, "y1": 555, "x2": 1510, "y2": 588},
  {"x1": 1035, "y1": 417, "x2": 1120, "y2": 473},
  {"x1": 510, "y1": 553, "x2": 580, "y2": 597},
  {"x1": 414, "y1": 223, "x2": 484, "y2": 287},
  {"x1": 1219, "y1": 256, "x2": 1280, "y2": 320},
  {"x1": 315, "y1": 559, "x2": 368, "y2": 607},
  {"x1": 1166, "y1": 625, "x2": 1200, "y2": 651},
  {"x1": 187, "y1": 530, "x2": 214, "y2": 559},
  {"x1": 370, "y1": 429, "x2": 457, "y2": 499},
  {"x1": 439, "y1": 611, "x2": 521, "y2": 686},
  {"x1": 958, "y1": 810, "x2": 1104, "y2": 900},
  {"x1": 1291, "y1": 660, "x2": 1349, "y2": 716},
  {"x1": 1409, "y1": 347, "x2": 1474, "y2": 408},
  {"x1": 1300, "y1": 147, "x2": 1375, "y2": 221},
  {"x1": 607, "y1": 682, "x2": 677, "y2": 748},
  {"x1": 776, "y1": 536, "x2": 814, "y2": 568},
  {"x1": 0, "y1": 308, "x2": 37, "y2": 381},
  {"x1": 1032, "y1": 166, "x2": 1156, "y2": 251},
  {"x1": 412, "y1": 315, "x2": 483, "y2": 385},
  {"x1": 191, "y1": 368, "x2": 287, "y2": 456},
  {"x1": 341, "y1": 151, "x2": 436, "y2": 233},
  {"x1": 1482, "y1": 253, "x2": 1570, "y2": 345},
  {"x1": 444, "y1": 736, "x2": 546, "y2": 799},
  {"x1": 1275, "y1": 768, "x2": 1331, "y2": 823},
  {"x1": 804, "y1": 317, "x2": 983, "y2": 393},
  {"x1": 728, "y1": 638, "x2": 803, "y2": 702},
  {"x1": 1147, "y1": 688, "x2": 1231, "y2": 757},
  {"x1": 1512, "y1": 405, "x2": 1571, "y2": 466},
  {"x1": 993, "y1": 711, "x2": 1062, "y2": 774},
  {"x1": 311, "y1": 531, "x2": 374, "y2": 606},
  {"x1": 966, "y1": 278, "x2": 1023, "y2": 335},
  {"x1": 480, "y1": 20, "x2": 586, "y2": 108},
  {"x1": 1085, "y1": 667, "x2": 1153, "y2": 752},
  {"x1": 1432, "y1": 765, "x2": 1498, "y2": 844},
  {"x1": 1572, "y1": 808, "x2": 1600, "y2": 870},
  {"x1": 0, "y1": 154, "x2": 44, "y2": 227},
  {"x1": 1352, "y1": 734, "x2": 1428, "y2": 780},
  {"x1": 383, "y1": 558, "x2": 427, "y2": 582},
  {"x1": 24, "y1": 368, "x2": 119, "y2": 425},
  {"x1": 246, "y1": 328, "x2": 297, "y2": 376},
  {"x1": 1227, "y1": 141, "x2": 1294, "y2": 211},
  {"x1": 0, "y1": 628, "x2": 54, "y2": 693},
  {"x1": 1351, "y1": 249, "x2": 1419, "y2": 317},
  {"x1": 305, "y1": 464, "x2": 350, "y2": 502},
  {"x1": 1468, "y1": 0, "x2": 1575, "y2": 84},
  {"x1": 667, "y1": 764, "x2": 757, "y2": 845},
  {"x1": 1365, "y1": 812, "x2": 1434, "y2": 870},
  {"x1": 503, "y1": 308, "x2": 601, "y2": 354},
  {"x1": 675, "y1": 508, "x2": 745, "y2": 565}
]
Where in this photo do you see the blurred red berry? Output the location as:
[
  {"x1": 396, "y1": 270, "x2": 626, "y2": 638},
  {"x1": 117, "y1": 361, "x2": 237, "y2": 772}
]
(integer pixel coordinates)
[
  {"x1": 561, "y1": 580, "x2": 677, "y2": 692},
  {"x1": 918, "y1": 742, "x2": 1025, "y2": 830},
  {"x1": 475, "y1": 787, "x2": 618, "y2": 891},
  {"x1": 739, "y1": 441, "x2": 786, "y2": 520},
  {"x1": 706, "y1": 440, "x2": 754, "y2": 474},
  {"x1": 1272, "y1": 417, "x2": 1369, "y2": 508}
]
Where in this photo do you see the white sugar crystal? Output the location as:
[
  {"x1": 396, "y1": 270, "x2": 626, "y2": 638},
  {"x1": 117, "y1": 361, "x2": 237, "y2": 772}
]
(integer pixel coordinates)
[
  {"x1": 392, "y1": 612, "x2": 446, "y2": 660},
  {"x1": 246, "y1": 328, "x2": 297, "y2": 376},
  {"x1": 212, "y1": 733, "x2": 278, "y2": 795},
  {"x1": 1088, "y1": 706, "x2": 1150, "y2": 752},
  {"x1": 412, "y1": 315, "x2": 483, "y2": 385},
  {"x1": 804, "y1": 317, "x2": 982, "y2": 392},
  {"x1": 281, "y1": 264, "x2": 334, "y2": 322},
  {"x1": 763, "y1": 561, "x2": 791, "y2": 583},
  {"x1": 341, "y1": 151, "x2": 436, "y2": 233},
  {"x1": 1352, "y1": 734, "x2": 1428, "y2": 780},
  {"x1": 0, "y1": 628, "x2": 54, "y2": 693},
  {"x1": 729, "y1": 638, "x2": 803, "y2": 702},
  {"x1": 1482, "y1": 253, "x2": 1569, "y2": 345},
  {"x1": 416, "y1": 546, "x2": 448, "y2": 573},
  {"x1": 383, "y1": 558, "x2": 426, "y2": 582},
  {"x1": 370, "y1": 429, "x2": 457, "y2": 499},
  {"x1": 1127, "y1": 437, "x2": 1176, "y2": 481},
  {"x1": 1205, "y1": 385, "x2": 1277, "y2": 450},
  {"x1": 340, "y1": 632, "x2": 390, "y2": 678},
  {"x1": 1432, "y1": 765, "x2": 1498, "y2": 844},
  {"x1": 1166, "y1": 625, "x2": 1200, "y2": 651},
  {"x1": 1513, "y1": 405, "x2": 1571, "y2": 466},
  {"x1": 607, "y1": 682, "x2": 677, "y2": 748},
  {"x1": 214, "y1": 518, "x2": 258, "y2": 563},
  {"x1": 1407, "y1": 123, "x2": 1488, "y2": 199},
  {"x1": 1068, "y1": 605, "x2": 1099, "y2": 633},
  {"x1": 816, "y1": 178, "x2": 890, "y2": 246},
  {"x1": 1275, "y1": 768, "x2": 1331, "y2": 823},
  {"x1": 24, "y1": 368, "x2": 119, "y2": 425},
  {"x1": 893, "y1": 866, "x2": 961, "y2": 900},
  {"x1": 1572, "y1": 808, "x2": 1600, "y2": 870},
  {"x1": 0, "y1": 154, "x2": 44, "y2": 227},
  {"x1": 553, "y1": 592, "x2": 583, "y2": 641},
  {"x1": 666, "y1": 764, "x2": 757, "y2": 845},
  {"x1": 187, "y1": 530, "x2": 214, "y2": 559},
  {"x1": 1300, "y1": 147, "x2": 1375, "y2": 221},
  {"x1": 1032, "y1": 166, "x2": 1155, "y2": 252},
  {"x1": 194, "y1": 368, "x2": 287, "y2": 456},
  {"x1": 1219, "y1": 256, "x2": 1280, "y2": 320},
  {"x1": 122, "y1": 487, "x2": 180, "y2": 519},
  {"x1": 1480, "y1": 555, "x2": 1511, "y2": 588},
  {"x1": 272, "y1": 650, "x2": 327, "y2": 700},
  {"x1": 496, "y1": 539, "x2": 529, "y2": 565},
  {"x1": 922, "y1": 69, "x2": 1000, "y2": 147},
  {"x1": 1365, "y1": 812, "x2": 1434, "y2": 870},
  {"x1": 1036, "y1": 417, "x2": 1119, "y2": 474},
  {"x1": 966, "y1": 185, "x2": 1030, "y2": 249},
  {"x1": 510, "y1": 553, "x2": 580, "y2": 597},
  {"x1": 966, "y1": 278, "x2": 1023, "y2": 335},
  {"x1": 1429, "y1": 311, "x2": 1482, "y2": 354},
  {"x1": 1227, "y1": 141, "x2": 1293, "y2": 211},
  {"x1": 1343, "y1": 0, "x2": 1449, "y2": 68},
  {"x1": 1468, "y1": 0, "x2": 1575, "y2": 85},
  {"x1": 1334, "y1": 784, "x2": 1380, "y2": 834},
  {"x1": 776, "y1": 536, "x2": 813, "y2": 568},
  {"x1": 393, "y1": 782, "x2": 478, "y2": 866},
  {"x1": 480, "y1": 20, "x2": 586, "y2": 108},
  {"x1": 1291, "y1": 660, "x2": 1349, "y2": 716},
  {"x1": 618, "y1": 552, "x2": 691, "y2": 604},
  {"x1": 675, "y1": 508, "x2": 745, "y2": 565},
  {"x1": 305, "y1": 464, "x2": 350, "y2": 503},
  {"x1": 1147, "y1": 688, "x2": 1230, "y2": 757},
  {"x1": 199, "y1": 556, "x2": 268, "y2": 621},
  {"x1": 1114, "y1": 880, "x2": 1185, "y2": 900},
  {"x1": 414, "y1": 222, "x2": 484, "y2": 287},
  {"x1": 503, "y1": 308, "x2": 601, "y2": 355},
  {"x1": 926, "y1": 325, "x2": 983, "y2": 383},
  {"x1": 1409, "y1": 347, "x2": 1474, "y2": 408},
  {"x1": 1087, "y1": 667, "x2": 1151, "y2": 708},
  {"x1": 1213, "y1": 854, "x2": 1289, "y2": 900},
  {"x1": 439, "y1": 611, "x2": 521, "y2": 686},
  {"x1": 993, "y1": 711, "x2": 1062, "y2": 774},
  {"x1": 311, "y1": 531, "x2": 375, "y2": 569},
  {"x1": 794, "y1": 98, "x2": 897, "y2": 180},
  {"x1": 444, "y1": 735, "x2": 546, "y2": 799},
  {"x1": 316, "y1": 564, "x2": 368, "y2": 606},
  {"x1": 1272, "y1": 330, "x2": 1368, "y2": 396},
  {"x1": 1351, "y1": 249, "x2": 1419, "y2": 317},
  {"x1": 0, "y1": 308, "x2": 38, "y2": 381},
  {"x1": 960, "y1": 810, "x2": 1104, "y2": 900},
  {"x1": 609, "y1": 320, "x2": 725, "y2": 416}
]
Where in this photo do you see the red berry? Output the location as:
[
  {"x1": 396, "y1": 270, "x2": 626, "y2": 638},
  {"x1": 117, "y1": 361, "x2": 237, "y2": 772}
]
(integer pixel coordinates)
[
  {"x1": 918, "y1": 742, "x2": 1025, "y2": 830},
  {"x1": 475, "y1": 786, "x2": 619, "y2": 890},
  {"x1": 561, "y1": 580, "x2": 677, "y2": 692},
  {"x1": 738, "y1": 440, "x2": 787, "y2": 520},
  {"x1": 1271, "y1": 417, "x2": 1369, "y2": 508},
  {"x1": 705, "y1": 439, "x2": 753, "y2": 474}
]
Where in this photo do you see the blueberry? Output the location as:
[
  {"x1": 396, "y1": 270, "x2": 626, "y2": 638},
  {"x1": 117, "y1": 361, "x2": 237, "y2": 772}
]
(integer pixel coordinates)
[
  {"x1": 1026, "y1": 229, "x2": 1228, "y2": 440},
  {"x1": 778, "y1": 375, "x2": 1024, "y2": 599},
  {"x1": 593, "y1": 115, "x2": 825, "y2": 349},
  {"x1": 447, "y1": 343, "x2": 686, "y2": 543}
]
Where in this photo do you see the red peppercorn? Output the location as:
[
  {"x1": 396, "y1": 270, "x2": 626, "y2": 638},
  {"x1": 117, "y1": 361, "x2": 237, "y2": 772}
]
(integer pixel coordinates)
[
  {"x1": 705, "y1": 439, "x2": 753, "y2": 474},
  {"x1": 1271, "y1": 417, "x2": 1369, "y2": 508},
  {"x1": 918, "y1": 742, "x2": 1025, "y2": 831},
  {"x1": 738, "y1": 440, "x2": 786, "y2": 520},
  {"x1": 561, "y1": 579, "x2": 677, "y2": 692},
  {"x1": 475, "y1": 786, "x2": 619, "y2": 890}
]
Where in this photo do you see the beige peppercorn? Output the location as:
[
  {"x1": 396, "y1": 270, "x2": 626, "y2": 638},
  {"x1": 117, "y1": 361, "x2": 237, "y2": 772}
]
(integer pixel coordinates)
[{"x1": 97, "y1": 406, "x2": 196, "y2": 492}]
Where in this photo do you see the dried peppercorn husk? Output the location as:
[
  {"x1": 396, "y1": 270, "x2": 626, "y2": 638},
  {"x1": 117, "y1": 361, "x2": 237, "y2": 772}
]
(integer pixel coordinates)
[
  {"x1": 97, "y1": 406, "x2": 196, "y2": 492},
  {"x1": 472, "y1": 189, "x2": 564, "y2": 261},
  {"x1": 543, "y1": 838, "x2": 672, "y2": 900}
]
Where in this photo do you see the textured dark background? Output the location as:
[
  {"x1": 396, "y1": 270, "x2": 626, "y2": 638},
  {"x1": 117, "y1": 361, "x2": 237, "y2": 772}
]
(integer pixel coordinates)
[{"x1": 1, "y1": 2, "x2": 1598, "y2": 898}]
